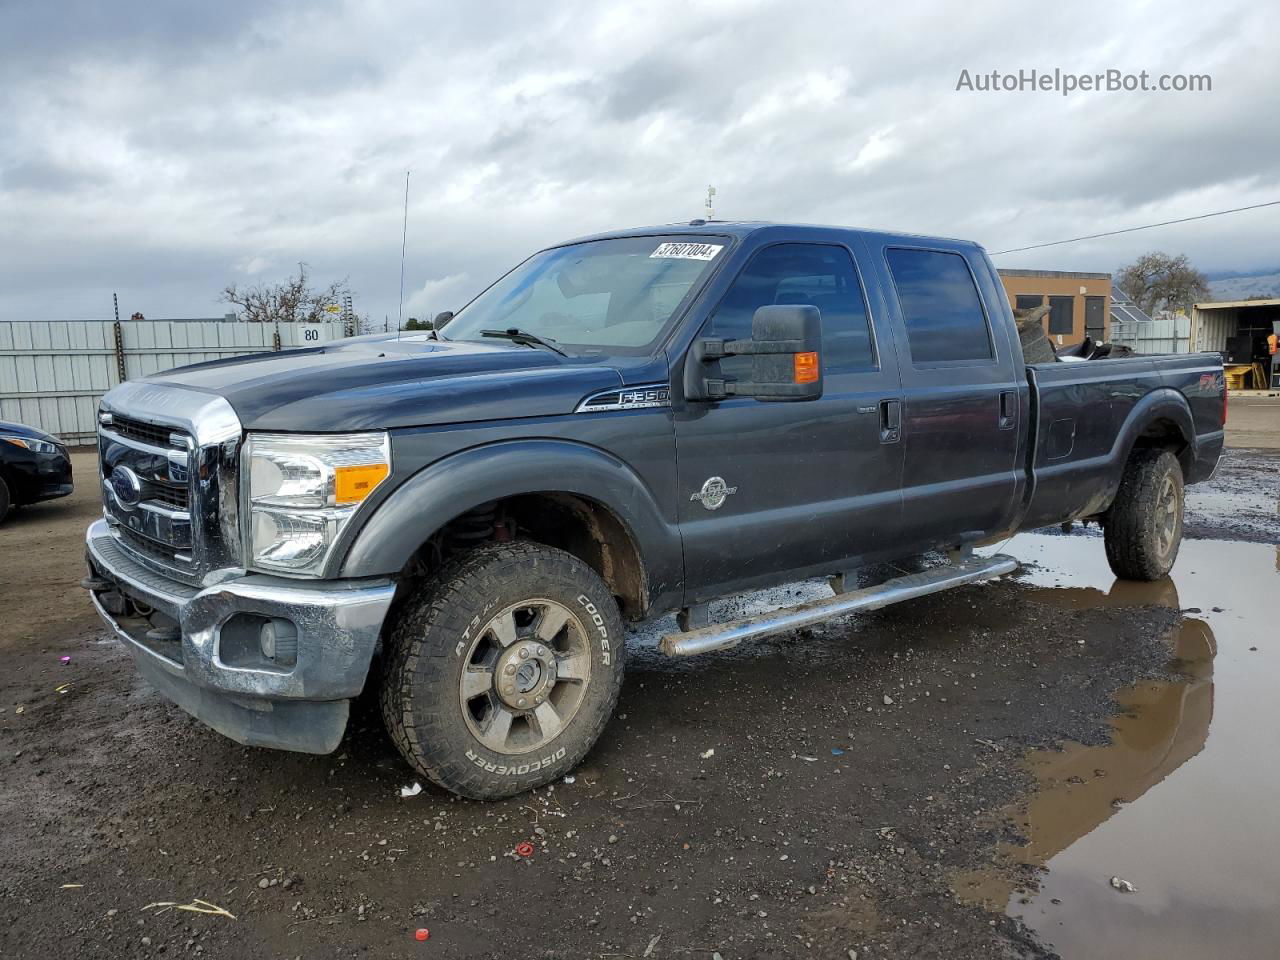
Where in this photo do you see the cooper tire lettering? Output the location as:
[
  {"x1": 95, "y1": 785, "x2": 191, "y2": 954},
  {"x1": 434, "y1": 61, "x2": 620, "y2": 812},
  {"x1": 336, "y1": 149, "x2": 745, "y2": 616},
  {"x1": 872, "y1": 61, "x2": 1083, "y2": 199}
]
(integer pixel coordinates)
[{"x1": 382, "y1": 542, "x2": 626, "y2": 799}]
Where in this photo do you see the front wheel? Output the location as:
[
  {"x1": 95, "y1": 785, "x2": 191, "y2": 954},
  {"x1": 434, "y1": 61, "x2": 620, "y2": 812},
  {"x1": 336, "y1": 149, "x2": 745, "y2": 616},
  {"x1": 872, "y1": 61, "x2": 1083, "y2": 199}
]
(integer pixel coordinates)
[
  {"x1": 380, "y1": 541, "x2": 625, "y2": 799},
  {"x1": 1104, "y1": 448, "x2": 1184, "y2": 581}
]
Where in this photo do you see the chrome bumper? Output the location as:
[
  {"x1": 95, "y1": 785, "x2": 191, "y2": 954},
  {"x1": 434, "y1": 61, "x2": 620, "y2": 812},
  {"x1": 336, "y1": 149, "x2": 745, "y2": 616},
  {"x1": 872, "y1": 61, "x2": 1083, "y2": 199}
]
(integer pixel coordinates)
[{"x1": 84, "y1": 518, "x2": 396, "y2": 753}]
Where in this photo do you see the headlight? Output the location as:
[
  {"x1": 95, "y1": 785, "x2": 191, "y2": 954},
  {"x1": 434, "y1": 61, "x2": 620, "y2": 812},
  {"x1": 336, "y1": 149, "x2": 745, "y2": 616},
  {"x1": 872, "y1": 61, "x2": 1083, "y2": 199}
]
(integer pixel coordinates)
[
  {"x1": 1, "y1": 435, "x2": 61, "y2": 455},
  {"x1": 245, "y1": 432, "x2": 390, "y2": 575}
]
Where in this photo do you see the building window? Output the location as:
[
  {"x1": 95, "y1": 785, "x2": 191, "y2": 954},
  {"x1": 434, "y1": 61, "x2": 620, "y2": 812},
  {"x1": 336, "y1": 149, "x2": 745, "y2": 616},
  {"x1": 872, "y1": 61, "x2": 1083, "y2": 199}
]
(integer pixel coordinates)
[
  {"x1": 1048, "y1": 296, "x2": 1074, "y2": 335},
  {"x1": 885, "y1": 248, "x2": 993, "y2": 363},
  {"x1": 1015, "y1": 294, "x2": 1044, "y2": 312}
]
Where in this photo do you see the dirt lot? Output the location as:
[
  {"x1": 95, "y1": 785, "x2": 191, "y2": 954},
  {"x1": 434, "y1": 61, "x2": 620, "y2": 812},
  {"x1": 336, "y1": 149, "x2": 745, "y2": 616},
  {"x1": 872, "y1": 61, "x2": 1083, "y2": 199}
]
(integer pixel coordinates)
[{"x1": 1, "y1": 402, "x2": 1277, "y2": 959}]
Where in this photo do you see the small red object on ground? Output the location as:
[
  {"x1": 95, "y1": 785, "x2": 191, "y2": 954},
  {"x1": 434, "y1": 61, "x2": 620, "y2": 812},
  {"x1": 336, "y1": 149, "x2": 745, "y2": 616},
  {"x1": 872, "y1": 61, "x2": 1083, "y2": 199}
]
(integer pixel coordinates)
[
  {"x1": 514, "y1": 842, "x2": 535, "y2": 858},
  {"x1": 415, "y1": 928, "x2": 430, "y2": 941}
]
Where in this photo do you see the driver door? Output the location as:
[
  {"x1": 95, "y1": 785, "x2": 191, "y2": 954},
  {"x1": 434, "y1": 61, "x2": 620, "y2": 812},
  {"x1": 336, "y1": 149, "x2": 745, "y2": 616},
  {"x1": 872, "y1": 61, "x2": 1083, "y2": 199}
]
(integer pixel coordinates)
[{"x1": 673, "y1": 240, "x2": 904, "y2": 604}]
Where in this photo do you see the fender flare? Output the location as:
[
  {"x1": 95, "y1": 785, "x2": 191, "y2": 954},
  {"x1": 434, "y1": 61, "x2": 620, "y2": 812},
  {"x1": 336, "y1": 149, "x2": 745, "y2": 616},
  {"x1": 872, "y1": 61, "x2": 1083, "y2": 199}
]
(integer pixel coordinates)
[
  {"x1": 1095, "y1": 388, "x2": 1198, "y2": 510},
  {"x1": 338, "y1": 439, "x2": 682, "y2": 601},
  {"x1": 1111, "y1": 387, "x2": 1196, "y2": 467}
]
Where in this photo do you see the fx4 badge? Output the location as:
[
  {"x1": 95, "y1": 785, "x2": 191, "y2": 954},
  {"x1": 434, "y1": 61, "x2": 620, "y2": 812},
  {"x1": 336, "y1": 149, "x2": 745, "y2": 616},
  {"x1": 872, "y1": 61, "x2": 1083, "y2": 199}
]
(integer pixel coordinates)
[{"x1": 690, "y1": 476, "x2": 737, "y2": 511}]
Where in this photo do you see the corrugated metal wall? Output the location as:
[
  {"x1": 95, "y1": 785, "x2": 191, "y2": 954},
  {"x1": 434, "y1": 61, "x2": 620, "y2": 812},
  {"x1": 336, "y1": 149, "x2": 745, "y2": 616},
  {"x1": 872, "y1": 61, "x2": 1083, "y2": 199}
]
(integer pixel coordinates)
[
  {"x1": 1108, "y1": 314, "x2": 1193, "y2": 354},
  {"x1": 0, "y1": 320, "x2": 349, "y2": 444},
  {"x1": 1190, "y1": 308, "x2": 1238, "y2": 353}
]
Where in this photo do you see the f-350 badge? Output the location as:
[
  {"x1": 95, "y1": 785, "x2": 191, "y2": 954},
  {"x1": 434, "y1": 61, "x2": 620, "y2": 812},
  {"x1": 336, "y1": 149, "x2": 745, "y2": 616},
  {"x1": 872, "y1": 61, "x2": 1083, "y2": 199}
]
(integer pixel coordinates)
[{"x1": 690, "y1": 476, "x2": 737, "y2": 511}]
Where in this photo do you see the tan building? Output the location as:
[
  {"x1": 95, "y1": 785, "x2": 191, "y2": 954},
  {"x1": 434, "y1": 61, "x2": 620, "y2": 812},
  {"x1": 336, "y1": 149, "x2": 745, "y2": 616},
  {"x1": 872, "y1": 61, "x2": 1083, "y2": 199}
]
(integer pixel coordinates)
[{"x1": 997, "y1": 269, "x2": 1111, "y2": 347}]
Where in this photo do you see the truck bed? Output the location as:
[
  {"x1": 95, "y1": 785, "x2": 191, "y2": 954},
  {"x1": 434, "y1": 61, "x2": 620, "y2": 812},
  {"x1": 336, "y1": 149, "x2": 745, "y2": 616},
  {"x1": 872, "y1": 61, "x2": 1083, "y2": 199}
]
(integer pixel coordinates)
[{"x1": 1020, "y1": 353, "x2": 1225, "y2": 532}]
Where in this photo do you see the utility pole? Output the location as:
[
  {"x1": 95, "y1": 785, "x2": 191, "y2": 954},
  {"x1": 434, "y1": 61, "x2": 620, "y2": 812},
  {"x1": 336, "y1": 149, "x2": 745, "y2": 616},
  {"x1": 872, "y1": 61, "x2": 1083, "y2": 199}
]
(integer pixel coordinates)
[{"x1": 705, "y1": 185, "x2": 716, "y2": 220}]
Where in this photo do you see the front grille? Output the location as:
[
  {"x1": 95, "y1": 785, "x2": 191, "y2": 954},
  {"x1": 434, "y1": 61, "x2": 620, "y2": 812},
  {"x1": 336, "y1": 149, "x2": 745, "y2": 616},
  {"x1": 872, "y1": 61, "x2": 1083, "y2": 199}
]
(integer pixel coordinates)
[
  {"x1": 108, "y1": 414, "x2": 188, "y2": 450},
  {"x1": 117, "y1": 525, "x2": 185, "y2": 565},
  {"x1": 98, "y1": 383, "x2": 243, "y2": 583},
  {"x1": 148, "y1": 483, "x2": 189, "y2": 509}
]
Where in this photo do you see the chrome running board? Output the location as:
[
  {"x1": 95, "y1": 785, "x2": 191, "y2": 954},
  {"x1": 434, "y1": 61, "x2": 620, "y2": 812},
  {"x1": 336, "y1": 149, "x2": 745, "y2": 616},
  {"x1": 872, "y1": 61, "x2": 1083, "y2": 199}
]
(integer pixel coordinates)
[{"x1": 659, "y1": 554, "x2": 1019, "y2": 657}]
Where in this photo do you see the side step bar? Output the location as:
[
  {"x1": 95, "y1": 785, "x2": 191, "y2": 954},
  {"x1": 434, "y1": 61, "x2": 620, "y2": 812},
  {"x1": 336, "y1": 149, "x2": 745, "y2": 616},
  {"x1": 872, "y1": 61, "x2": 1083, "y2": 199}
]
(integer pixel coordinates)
[{"x1": 659, "y1": 553, "x2": 1019, "y2": 657}]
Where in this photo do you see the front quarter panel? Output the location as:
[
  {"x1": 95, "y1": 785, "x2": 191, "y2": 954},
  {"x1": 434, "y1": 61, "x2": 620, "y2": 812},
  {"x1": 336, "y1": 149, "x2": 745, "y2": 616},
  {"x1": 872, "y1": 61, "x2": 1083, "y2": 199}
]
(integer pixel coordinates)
[{"x1": 340, "y1": 435, "x2": 684, "y2": 614}]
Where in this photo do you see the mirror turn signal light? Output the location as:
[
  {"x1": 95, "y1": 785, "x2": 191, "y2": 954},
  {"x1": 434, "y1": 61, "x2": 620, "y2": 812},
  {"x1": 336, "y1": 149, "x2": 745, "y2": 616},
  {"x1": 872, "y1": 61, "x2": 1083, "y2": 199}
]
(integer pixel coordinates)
[{"x1": 793, "y1": 351, "x2": 820, "y2": 384}]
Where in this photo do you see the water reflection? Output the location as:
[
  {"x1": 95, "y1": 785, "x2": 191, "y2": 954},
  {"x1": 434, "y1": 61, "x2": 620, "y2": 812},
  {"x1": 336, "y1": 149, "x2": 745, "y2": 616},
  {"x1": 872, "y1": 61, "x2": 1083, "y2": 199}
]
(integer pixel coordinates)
[
  {"x1": 964, "y1": 534, "x2": 1280, "y2": 960},
  {"x1": 954, "y1": 586, "x2": 1215, "y2": 909}
]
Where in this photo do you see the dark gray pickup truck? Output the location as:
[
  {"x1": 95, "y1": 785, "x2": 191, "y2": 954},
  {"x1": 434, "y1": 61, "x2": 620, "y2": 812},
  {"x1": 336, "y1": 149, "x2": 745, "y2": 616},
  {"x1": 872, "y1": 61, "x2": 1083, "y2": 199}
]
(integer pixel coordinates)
[{"x1": 84, "y1": 221, "x2": 1225, "y2": 798}]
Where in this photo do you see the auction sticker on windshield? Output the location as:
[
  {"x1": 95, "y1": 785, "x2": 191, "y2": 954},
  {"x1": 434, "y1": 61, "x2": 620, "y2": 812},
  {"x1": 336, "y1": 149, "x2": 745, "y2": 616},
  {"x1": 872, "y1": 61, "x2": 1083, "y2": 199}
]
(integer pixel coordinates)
[{"x1": 650, "y1": 242, "x2": 724, "y2": 260}]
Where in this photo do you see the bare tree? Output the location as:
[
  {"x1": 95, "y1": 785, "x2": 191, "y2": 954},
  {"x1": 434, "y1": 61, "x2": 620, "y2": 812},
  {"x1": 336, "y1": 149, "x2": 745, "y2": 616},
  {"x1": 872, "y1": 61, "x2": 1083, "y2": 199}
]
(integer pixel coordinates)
[
  {"x1": 221, "y1": 263, "x2": 352, "y2": 324},
  {"x1": 1115, "y1": 252, "x2": 1210, "y2": 316}
]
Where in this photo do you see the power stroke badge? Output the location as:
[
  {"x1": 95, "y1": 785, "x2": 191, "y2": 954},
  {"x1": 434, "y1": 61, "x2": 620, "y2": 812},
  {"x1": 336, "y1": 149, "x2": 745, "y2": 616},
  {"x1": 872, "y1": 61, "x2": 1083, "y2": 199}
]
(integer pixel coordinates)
[{"x1": 690, "y1": 476, "x2": 737, "y2": 511}]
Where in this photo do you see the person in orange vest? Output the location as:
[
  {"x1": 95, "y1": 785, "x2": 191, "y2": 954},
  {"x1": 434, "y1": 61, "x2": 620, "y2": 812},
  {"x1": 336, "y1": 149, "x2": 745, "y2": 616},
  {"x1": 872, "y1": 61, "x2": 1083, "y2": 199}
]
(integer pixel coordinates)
[{"x1": 1271, "y1": 329, "x2": 1280, "y2": 390}]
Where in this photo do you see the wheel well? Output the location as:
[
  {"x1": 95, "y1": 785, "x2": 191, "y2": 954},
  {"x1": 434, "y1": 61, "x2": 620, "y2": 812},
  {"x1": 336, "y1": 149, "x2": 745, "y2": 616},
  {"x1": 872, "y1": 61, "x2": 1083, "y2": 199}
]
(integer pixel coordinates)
[
  {"x1": 402, "y1": 493, "x2": 649, "y2": 620},
  {"x1": 1131, "y1": 416, "x2": 1191, "y2": 475}
]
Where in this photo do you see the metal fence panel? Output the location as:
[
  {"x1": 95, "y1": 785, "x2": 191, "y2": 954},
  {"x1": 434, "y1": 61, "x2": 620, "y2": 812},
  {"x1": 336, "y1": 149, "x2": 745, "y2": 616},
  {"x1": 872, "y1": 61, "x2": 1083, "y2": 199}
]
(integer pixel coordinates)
[
  {"x1": 1109, "y1": 315, "x2": 1192, "y2": 355},
  {"x1": 0, "y1": 320, "x2": 349, "y2": 444}
]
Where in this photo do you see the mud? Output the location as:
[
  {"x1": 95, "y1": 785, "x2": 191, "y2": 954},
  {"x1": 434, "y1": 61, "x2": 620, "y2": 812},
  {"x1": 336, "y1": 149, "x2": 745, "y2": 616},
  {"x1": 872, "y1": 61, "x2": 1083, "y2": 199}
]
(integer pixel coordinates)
[{"x1": 0, "y1": 443, "x2": 1276, "y2": 959}]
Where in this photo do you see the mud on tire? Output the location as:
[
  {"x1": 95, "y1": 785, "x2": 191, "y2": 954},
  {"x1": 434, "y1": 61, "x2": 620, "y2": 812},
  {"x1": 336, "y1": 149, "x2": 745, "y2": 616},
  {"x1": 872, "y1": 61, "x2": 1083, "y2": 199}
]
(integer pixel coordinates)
[
  {"x1": 379, "y1": 540, "x2": 625, "y2": 800},
  {"x1": 1104, "y1": 448, "x2": 1184, "y2": 581}
]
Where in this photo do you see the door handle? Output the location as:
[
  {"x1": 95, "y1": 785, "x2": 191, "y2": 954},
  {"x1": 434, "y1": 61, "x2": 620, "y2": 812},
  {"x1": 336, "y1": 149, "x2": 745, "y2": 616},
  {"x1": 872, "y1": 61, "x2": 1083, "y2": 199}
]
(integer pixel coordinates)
[
  {"x1": 879, "y1": 399, "x2": 901, "y2": 444},
  {"x1": 999, "y1": 390, "x2": 1017, "y2": 430}
]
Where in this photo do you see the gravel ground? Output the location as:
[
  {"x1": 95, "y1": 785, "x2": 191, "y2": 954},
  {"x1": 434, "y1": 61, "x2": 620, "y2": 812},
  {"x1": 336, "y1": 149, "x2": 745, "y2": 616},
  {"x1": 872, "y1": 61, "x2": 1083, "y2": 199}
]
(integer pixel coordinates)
[{"x1": 0, "y1": 437, "x2": 1274, "y2": 959}]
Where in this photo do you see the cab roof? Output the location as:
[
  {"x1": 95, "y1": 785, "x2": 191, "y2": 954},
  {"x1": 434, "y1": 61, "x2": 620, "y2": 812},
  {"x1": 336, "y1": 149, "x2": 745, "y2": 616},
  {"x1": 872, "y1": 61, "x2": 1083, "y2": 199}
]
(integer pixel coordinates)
[{"x1": 560, "y1": 220, "x2": 982, "y2": 252}]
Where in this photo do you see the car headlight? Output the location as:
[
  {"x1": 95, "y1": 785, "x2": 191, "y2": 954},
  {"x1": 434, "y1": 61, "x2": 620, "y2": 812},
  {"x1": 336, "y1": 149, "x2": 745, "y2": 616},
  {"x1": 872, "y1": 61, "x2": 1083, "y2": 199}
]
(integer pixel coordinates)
[
  {"x1": 244, "y1": 432, "x2": 390, "y2": 576},
  {"x1": 1, "y1": 435, "x2": 61, "y2": 455}
]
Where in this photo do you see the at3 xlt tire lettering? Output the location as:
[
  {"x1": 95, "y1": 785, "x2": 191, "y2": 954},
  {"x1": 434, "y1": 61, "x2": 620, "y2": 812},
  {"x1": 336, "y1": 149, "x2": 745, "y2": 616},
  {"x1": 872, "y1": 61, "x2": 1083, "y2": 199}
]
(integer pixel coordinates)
[{"x1": 379, "y1": 540, "x2": 625, "y2": 800}]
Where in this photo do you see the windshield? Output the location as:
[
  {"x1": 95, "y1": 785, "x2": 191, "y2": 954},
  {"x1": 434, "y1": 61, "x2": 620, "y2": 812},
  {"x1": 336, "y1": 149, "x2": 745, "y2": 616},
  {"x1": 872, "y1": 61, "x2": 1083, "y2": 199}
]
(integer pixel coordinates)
[{"x1": 441, "y1": 235, "x2": 728, "y2": 354}]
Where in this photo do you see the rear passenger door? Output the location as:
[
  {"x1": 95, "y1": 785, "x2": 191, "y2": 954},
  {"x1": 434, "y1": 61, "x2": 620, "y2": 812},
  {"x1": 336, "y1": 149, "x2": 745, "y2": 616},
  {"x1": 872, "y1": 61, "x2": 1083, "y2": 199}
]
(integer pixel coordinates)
[
  {"x1": 866, "y1": 242, "x2": 1025, "y2": 548},
  {"x1": 673, "y1": 241, "x2": 904, "y2": 602}
]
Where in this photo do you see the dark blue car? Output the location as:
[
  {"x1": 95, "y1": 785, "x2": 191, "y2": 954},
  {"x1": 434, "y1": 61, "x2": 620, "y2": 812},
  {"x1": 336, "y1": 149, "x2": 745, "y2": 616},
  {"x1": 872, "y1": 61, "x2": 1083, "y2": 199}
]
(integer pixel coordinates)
[{"x1": 0, "y1": 419, "x2": 74, "y2": 520}]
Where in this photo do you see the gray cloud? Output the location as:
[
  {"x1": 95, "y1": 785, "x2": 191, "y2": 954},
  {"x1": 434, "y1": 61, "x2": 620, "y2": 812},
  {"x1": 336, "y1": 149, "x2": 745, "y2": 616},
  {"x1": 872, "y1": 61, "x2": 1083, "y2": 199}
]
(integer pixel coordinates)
[{"x1": 1, "y1": 0, "x2": 1278, "y2": 323}]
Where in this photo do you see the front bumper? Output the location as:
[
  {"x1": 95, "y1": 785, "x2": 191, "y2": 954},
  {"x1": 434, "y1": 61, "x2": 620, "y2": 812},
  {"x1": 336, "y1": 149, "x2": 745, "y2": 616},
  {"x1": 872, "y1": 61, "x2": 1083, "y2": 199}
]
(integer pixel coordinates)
[
  {"x1": 5, "y1": 448, "x2": 73, "y2": 503},
  {"x1": 84, "y1": 518, "x2": 395, "y2": 754}
]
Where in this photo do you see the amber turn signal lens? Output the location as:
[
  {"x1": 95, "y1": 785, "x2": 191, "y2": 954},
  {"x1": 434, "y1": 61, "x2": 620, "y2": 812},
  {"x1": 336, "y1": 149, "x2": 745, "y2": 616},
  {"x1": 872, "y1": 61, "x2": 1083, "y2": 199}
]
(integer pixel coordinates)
[
  {"x1": 334, "y1": 463, "x2": 390, "y2": 504},
  {"x1": 793, "y1": 351, "x2": 819, "y2": 384}
]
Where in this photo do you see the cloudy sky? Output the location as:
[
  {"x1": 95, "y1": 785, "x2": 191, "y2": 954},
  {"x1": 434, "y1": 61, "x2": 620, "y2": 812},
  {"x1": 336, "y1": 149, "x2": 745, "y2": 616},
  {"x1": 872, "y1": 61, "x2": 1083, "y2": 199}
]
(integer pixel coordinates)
[{"x1": 2, "y1": 0, "x2": 1277, "y2": 323}]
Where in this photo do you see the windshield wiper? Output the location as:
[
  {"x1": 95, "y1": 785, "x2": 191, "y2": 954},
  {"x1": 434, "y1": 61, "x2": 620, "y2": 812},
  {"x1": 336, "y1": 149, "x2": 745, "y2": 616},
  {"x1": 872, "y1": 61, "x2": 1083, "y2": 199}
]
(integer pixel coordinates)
[{"x1": 480, "y1": 328, "x2": 568, "y2": 357}]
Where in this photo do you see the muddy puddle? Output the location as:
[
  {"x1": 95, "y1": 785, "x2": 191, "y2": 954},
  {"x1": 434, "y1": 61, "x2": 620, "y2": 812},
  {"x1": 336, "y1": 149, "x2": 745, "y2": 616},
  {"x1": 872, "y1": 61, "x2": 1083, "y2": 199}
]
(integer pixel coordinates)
[{"x1": 963, "y1": 533, "x2": 1280, "y2": 959}]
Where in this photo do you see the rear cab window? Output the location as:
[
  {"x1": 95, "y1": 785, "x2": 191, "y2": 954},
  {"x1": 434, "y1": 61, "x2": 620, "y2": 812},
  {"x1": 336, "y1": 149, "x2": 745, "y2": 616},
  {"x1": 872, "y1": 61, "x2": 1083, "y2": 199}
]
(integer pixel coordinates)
[{"x1": 884, "y1": 248, "x2": 994, "y2": 364}]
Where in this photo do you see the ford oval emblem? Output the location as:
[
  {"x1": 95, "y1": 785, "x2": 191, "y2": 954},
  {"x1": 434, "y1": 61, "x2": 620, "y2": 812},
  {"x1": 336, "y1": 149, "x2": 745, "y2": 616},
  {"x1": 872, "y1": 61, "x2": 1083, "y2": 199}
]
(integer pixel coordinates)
[{"x1": 109, "y1": 465, "x2": 143, "y2": 508}]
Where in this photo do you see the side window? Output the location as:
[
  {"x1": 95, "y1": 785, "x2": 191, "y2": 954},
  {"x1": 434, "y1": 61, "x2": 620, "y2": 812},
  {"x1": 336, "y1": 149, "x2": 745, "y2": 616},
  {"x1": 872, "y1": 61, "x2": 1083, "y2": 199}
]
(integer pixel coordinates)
[
  {"x1": 707, "y1": 243, "x2": 875, "y2": 378},
  {"x1": 885, "y1": 248, "x2": 994, "y2": 364},
  {"x1": 1048, "y1": 295, "x2": 1074, "y2": 335}
]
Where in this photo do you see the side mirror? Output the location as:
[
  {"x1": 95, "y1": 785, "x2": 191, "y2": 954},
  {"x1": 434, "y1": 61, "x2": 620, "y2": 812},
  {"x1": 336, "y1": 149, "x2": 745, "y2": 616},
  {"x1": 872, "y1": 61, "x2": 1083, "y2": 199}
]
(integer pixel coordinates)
[
  {"x1": 686, "y1": 305, "x2": 823, "y2": 402},
  {"x1": 433, "y1": 311, "x2": 454, "y2": 329}
]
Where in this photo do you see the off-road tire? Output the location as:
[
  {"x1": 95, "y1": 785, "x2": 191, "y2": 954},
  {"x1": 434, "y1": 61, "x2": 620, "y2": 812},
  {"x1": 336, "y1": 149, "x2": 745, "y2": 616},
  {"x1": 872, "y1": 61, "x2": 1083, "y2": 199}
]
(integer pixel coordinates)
[
  {"x1": 380, "y1": 540, "x2": 626, "y2": 800},
  {"x1": 1104, "y1": 449, "x2": 1184, "y2": 581},
  {"x1": 0, "y1": 475, "x2": 11, "y2": 523}
]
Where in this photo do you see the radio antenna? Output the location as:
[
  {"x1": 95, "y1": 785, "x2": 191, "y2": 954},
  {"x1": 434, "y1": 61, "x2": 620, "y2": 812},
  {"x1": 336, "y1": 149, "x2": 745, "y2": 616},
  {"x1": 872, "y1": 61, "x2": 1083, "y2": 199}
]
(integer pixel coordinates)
[{"x1": 397, "y1": 170, "x2": 410, "y2": 336}]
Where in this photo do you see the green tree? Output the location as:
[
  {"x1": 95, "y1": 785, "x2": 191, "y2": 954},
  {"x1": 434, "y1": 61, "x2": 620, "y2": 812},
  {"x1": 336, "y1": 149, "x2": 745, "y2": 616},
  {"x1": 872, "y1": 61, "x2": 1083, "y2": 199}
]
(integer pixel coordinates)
[
  {"x1": 403, "y1": 316, "x2": 433, "y2": 331},
  {"x1": 1115, "y1": 252, "x2": 1210, "y2": 316}
]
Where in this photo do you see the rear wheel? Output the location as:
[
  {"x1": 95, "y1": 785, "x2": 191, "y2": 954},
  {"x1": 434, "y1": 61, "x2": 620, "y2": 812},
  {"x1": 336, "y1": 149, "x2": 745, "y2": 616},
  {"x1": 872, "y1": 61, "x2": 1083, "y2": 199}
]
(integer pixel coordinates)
[
  {"x1": 1104, "y1": 449, "x2": 1184, "y2": 581},
  {"x1": 380, "y1": 540, "x2": 625, "y2": 799}
]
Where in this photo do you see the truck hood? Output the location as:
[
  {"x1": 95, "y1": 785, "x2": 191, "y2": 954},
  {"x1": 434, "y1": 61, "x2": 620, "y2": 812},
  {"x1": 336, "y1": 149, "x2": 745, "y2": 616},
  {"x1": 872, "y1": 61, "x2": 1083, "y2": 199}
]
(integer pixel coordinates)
[{"x1": 144, "y1": 334, "x2": 624, "y2": 431}]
